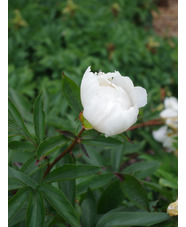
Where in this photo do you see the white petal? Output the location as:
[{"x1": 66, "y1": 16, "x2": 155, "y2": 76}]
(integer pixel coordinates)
[
  {"x1": 166, "y1": 118, "x2": 178, "y2": 129},
  {"x1": 163, "y1": 136, "x2": 174, "y2": 149},
  {"x1": 104, "y1": 106, "x2": 139, "y2": 137},
  {"x1": 164, "y1": 97, "x2": 178, "y2": 110},
  {"x1": 152, "y1": 126, "x2": 168, "y2": 143},
  {"x1": 112, "y1": 72, "x2": 134, "y2": 96},
  {"x1": 131, "y1": 86, "x2": 147, "y2": 108},
  {"x1": 80, "y1": 67, "x2": 99, "y2": 107},
  {"x1": 112, "y1": 72, "x2": 147, "y2": 107},
  {"x1": 160, "y1": 109, "x2": 178, "y2": 119}
]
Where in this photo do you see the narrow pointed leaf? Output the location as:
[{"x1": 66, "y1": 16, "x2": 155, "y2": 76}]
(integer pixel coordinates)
[
  {"x1": 9, "y1": 166, "x2": 38, "y2": 189},
  {"x1": 79, "y1": 143, "x2": 90, "y2": 158},
  {"x1": 8, "y1": 141, "x2": 35, "y2": 152},
  {"x1": 8, "y1": 187, "x2": 31, "y2": 221},
  {"x1": 98, "y1": 180, "x2": 124, "y2": 214},
  {"x1": 33, "y1": 92, "x2": 46, "y2": 144},
  {"x1": 9, "y1": 203, "x2": 27, "y2": 227},
  {"x1": 37, "y1": 135, "x2": 67, "y2": 159},
  {"x1": 43, "y1": 164, "x2": 102, "y2": 183},
  {"x1": 77, "y1": 173, "x2": 113, "y2": 195},
  {"x1": 56, "y1": 130, "x2": 75, "y2": 139},
  {"x1": 58, "y1": 154, "x2": 76, "y2": 206},
  {"x1": 96, "y1": 211, "x2": 170, "y2": 227},
  {"x1": 8, "y1": 99, "x2": 33, "y2": 140},
  {"x1": 26, "y1": 190, "x2": 45, "y2": 227},
  {"x1": 81, "y1": 137, "x2": 122, "y2": 147},
  {"x1": 8, "y1": 88, "x2": 32, "y2": 122},
  {"x1": 81, "y1": 188, "x2": 96, "y2": 227},
  {"x1": 120, "y1": 174, "x2": 149, "y2": 211},
  {"x1": 62, "y1": 74, "x2": 82, "y2": 114},
  {"x1": 39, "y1": 184, "x2": 80, "y2": 227},
  {"x1": 123, "y1": 160, "x2": 161, "y2": 179}
]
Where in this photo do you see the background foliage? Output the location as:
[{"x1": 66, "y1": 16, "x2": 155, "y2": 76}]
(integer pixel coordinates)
[{"x1": 8, "y1": 0, "x2": 178, "y2": 226}]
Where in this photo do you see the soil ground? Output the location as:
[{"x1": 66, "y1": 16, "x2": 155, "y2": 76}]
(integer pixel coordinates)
[{"x1": 152, "y1": 0, "x2": 178, "y2": 37}]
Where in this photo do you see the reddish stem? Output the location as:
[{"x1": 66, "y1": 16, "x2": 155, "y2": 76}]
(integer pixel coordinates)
[
  {"x1": 42, "y1": 128, "x2": 85, "y2": 179},
  {"x1": 127, "y1": 118, "x2": 164, "y2": 131}
]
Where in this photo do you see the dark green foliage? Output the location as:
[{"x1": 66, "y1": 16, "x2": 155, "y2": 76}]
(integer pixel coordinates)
[
  {"x1": 120, "y1": 174, "x2": 150, "y2": 211},
  {"x1": 26, "y1": 190, "x2": 45, "y2": 227},
  {"x1": 96, "y1": 211, "x2": 170, "y2": 227},
  {"x1": 33, "y1": 92, "x2": 46, "y2": 144},
  {"x1": 8, "y1": 0, "x2": 178, "y2": 226},
  {"x1": 39, "y1": 184, "x2": 80, "y2": 227},
  {"x1": 80, "y1": 188, "x2": 97, "y2": 227}
]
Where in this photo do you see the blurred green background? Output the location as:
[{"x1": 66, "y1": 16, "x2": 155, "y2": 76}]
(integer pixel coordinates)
[
  {"x1": 8, "y1": 0, "x2": 178, "y2": 105},
  {"x1": 8, "y1": 1, "x2": 178, "y2": 224}
]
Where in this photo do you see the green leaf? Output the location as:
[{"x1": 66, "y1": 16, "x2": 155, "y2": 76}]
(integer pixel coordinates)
[
  {"x1": 9, "y1": 203, "x2": 27, "y2": 227},
  {"x1": 21, "y1": 157, "x2": 44, "y2": 176},
  {"x1": 97, "y1": 180, "x2": 124, "y2": 214},
  {"x1": 62, "y1": 74, "x2": 82, "y2": 114},
  {"x1": 77, "y1": 173, "x2": 113, "y2": 195},
  {"x1": 33, "y1": 92, "x2": 46, "y2": 144},
  {"x1": 8, "y1": 98, "x2": 33, "y2": 140},
  {"x1": 159, "y1": 178, "x2": 178, "y2": 189},
  {"x1": 43, "y1": 164, "x2": 102, "y2": 183},
  {"x1": 8, "y1": 141, "x2": 35, "y2": 152},
  {"x1": 120, "y1": 174, "x2": 149, "y2": 211},
  {"x1": 81, "y1": 188, "x2": 96, "y2": 227},
  {"x1": 122, "y1": 140, "x2": 146, "y2": 155},
  {"x1": 123, "y1": 160, "x2": 161, "y2": 179},
  {"x1": 37, "y1": 135, "x2": 67, "y2": 159},
  {"x1": 9, "y1": 166, "x2": 38, "y2": 190},
  {"x1": 96, "y1": 212, "x2": 170, "y2": 227},
  {"x1": 8, "y1": 177, "x2": 27, "y2": 191},
  {"x1": 8, "y1": 87, "x2": 32, "y2": 122},
  {"x1": 9, "y1": 187, "x2": 31, "y2": 222},
  {"x1": 81, "y1": 136, "x2": 122, "y2": 147},
  {"x1": 110, "y1": 145, "x2": 124, "y2": 172},
  {"x1": 26, "y1": 190, "x2": 45, "y2": 227},
  {"x1": 156, "y1": 169, "x2": 178, "y2": 189},
  {"x1": 39, "y1": 184, "x2": 80, "y2": 227},
  {"x1": 58, "y1": 154, "x2": 76, "y2": 206}
]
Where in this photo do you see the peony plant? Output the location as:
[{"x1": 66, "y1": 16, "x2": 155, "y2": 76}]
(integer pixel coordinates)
[{"x1": 8, "y1": 68, "x2": 175, "y2": 227}]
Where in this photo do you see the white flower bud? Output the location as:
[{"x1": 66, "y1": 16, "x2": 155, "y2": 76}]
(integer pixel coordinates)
[{"x1": 80, "y1": 66, "x2": 147, "y2": 137}]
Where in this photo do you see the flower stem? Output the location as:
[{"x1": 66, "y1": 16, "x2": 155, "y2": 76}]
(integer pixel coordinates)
[
  {"x1": 42, "y1": 128, "x2": 85, "y2": 179},
  {"x1": 127, "y1": 118, "x2": 164, "y2": 131}
]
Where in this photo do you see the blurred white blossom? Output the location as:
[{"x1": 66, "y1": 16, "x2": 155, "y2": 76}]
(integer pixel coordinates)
[
  {"x1": 160, "y1": 97, "x2": 178, "y2": 130},
  {"x1": 153, "y1": 97, "x2": 178, "y2": 152}
]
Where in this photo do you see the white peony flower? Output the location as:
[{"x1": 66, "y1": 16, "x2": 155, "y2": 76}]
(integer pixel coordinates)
[{"x1": 80, "y1": 66, "x2": 147, "y2": 137}]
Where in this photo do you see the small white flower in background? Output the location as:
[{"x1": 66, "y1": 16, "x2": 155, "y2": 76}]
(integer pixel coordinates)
[
  {"x1": 80, "y1": 66, "x2": 147, "y2": 137},
  {"x1": 160, "y1": 97, "x2": 178, "y2": 130},
  {"x1": 152, "y1": 126, "x2": 176, "y2": 152},
  {"x1": 152, "y1": 97, "x2": 178, "y2": 152}
]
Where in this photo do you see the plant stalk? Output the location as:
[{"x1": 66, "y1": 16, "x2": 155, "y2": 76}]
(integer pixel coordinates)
[
  {"x1": 42, "y1": 128, "x2": 85, "y2": 179},
  {"x1": 127, "y1": 118, "x2": 164, "y2": 131}
]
